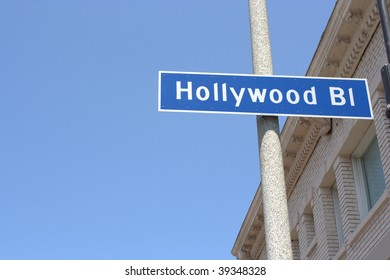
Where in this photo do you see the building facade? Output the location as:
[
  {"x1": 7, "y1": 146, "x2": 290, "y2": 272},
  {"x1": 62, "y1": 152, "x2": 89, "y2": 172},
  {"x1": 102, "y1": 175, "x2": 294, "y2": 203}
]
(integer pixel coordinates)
[{"x1": 232, "y1": 0, "x2": 390, "y2": 260}]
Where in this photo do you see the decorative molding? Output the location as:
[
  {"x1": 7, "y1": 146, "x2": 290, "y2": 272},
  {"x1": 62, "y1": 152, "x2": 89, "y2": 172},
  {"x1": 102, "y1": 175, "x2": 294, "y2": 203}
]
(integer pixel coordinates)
[
  {"x1": 231, "y1": 185, "x2": 263, "y2": 259},
  {"x1": 250, "y1": 229, "x2": 265, "y2": 260},
  {"x1": 307, "y1": 0, "x2": 350, "y2": 76},
  {"x1": 346, "y1": 10, "x2": 363, "y2": 24},
  {"x1": 325, "y1": 60, "x2": 339, "y2": 70},
  {"x1": 314, "y1": 118, "x2": 332, "y2": 136},
  {"x1": 242, "y1": 245, "x2": 252, "y2": 252},
  {"x1": 307, "y1": 0, "x2": 380, "y2": 78},
  {"x1": 336, "y1": 37, "x2": 351, "y2": 47},
  {"x1": 298, "y1": 118, "x2": 311, "y2": 127},
  {"x1": 285, "y1": 152, "x2": 296, "y2": 160},
  {"x1": 285, "y1": 118, "x2": 331, "y2": 197},
  {"x1": 291, "y1": 136, "x2": 303, "y2": 145},
  {"x1": 338, "y1": 2, "x2": 379, "y2": 77},
  {"x1": 280, "y1": 117, "x2": 300, "y2": 153},
  {"x1": 250, "y1": 225, "x2": 260, "y2": 231},
  {"x1": 248, "y1": 235, "x2": 257, "y2": 241},
  {"x1": 238, "y1": 245, "x2": 253, "y2": 260}
]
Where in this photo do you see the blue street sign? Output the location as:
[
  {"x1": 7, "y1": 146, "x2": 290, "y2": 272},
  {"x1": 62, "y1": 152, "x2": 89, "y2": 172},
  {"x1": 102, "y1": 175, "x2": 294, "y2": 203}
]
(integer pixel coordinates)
[{"x1": 158, "y1": 71, "x2": 373, "y2": 119}]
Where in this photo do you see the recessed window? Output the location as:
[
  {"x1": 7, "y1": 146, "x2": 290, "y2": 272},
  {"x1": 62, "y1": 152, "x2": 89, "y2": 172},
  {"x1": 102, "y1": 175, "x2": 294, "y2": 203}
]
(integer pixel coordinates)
[
  {"x1": 361, "y1": 138, "x2": 386, "y2": 207},
  {"x1": 352, "y1": 125, "x2": 386, "y2": 219}
]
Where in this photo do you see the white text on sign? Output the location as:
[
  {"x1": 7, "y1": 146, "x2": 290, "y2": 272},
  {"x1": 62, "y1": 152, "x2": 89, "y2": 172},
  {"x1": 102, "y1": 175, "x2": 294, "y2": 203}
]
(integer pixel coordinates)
[{"x1": 176, "y1": 81, "x2": 356, "y2": 107}]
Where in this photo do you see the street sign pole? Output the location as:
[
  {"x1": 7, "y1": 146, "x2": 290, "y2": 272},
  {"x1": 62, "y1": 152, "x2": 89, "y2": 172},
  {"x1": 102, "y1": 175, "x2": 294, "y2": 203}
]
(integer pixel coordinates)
[
  {"x1": 249, "y1": 0, "x2": 293, "y2": 260},
  {"x1": 376, "y1": 0, "x2": 390, "y2": 119}
]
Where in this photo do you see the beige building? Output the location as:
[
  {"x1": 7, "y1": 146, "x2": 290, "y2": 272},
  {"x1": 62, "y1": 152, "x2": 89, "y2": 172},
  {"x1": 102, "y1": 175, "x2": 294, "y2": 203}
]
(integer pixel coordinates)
[{"x1": 232, "y1": 0, "x2": 390, "y2": 260}]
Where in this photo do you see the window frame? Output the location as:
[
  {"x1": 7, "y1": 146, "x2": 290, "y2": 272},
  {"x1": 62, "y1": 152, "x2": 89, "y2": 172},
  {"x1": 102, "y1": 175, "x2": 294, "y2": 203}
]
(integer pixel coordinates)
[{"x1": 351, "y1": 124, "x2": 386, "y2": 219}]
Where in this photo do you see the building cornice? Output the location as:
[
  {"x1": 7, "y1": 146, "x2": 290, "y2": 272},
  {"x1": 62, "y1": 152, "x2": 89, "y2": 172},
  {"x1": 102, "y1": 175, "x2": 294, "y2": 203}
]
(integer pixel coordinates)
[
  {"x1": 231, "y1": 184, "x2": 264, "y2": 259},
  {"x1": 307, "y1": 0, "x2": 380, "y2": 78},
  {"x1": 283, "y1": 117, "x2": 331, "y2": 198}
]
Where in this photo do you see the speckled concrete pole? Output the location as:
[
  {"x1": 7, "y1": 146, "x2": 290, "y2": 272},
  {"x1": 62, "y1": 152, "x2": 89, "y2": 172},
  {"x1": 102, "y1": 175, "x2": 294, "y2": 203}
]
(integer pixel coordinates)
[{"x1": 249, "y1": 0, "x2": 293, "y2": 260}]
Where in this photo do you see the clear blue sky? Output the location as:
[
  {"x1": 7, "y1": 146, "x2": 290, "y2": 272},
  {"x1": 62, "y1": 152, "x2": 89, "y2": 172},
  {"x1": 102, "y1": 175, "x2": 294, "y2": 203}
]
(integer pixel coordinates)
[{"x1": 0, "y1": 1, "x2": 336, "y2": 259}]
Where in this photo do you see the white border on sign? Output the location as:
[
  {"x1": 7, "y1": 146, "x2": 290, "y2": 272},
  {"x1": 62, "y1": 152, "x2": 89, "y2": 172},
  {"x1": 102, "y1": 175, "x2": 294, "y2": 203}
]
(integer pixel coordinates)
[{"x1": 157, "y1": 70, "x2": 373, "y2": 120}]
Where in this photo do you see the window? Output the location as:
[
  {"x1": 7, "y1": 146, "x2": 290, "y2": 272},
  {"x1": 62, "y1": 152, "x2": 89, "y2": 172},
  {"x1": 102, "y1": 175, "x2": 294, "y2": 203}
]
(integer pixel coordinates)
[
  {"x1": 352, "y1": 125, "x2": 386, "y2": 219},
  {"x1": 361, "y1": 138, "x2": 386, "y2": 206}
]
